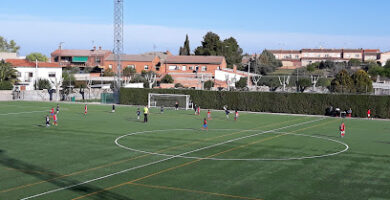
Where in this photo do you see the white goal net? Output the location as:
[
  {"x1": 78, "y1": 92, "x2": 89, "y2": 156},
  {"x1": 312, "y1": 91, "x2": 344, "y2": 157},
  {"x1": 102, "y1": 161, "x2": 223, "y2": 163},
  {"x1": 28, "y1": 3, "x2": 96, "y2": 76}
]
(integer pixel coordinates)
[{"x1": 148, "y1": 93, "x2": 191, "y2": 110}]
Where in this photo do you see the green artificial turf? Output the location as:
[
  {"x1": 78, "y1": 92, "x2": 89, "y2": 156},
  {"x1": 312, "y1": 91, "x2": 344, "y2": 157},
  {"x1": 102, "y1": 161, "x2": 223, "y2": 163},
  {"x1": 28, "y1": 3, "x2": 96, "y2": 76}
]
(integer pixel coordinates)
[{"x1": 0, "y1": 101, "x2": 389, "y2": 200}]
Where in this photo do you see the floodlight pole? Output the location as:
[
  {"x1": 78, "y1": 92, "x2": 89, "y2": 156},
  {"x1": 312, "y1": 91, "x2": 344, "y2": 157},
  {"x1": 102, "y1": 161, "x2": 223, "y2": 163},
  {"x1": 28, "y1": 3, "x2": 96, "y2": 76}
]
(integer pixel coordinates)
[{"x1": 114, "y1": 0, "x2": 124, "y2": 103}]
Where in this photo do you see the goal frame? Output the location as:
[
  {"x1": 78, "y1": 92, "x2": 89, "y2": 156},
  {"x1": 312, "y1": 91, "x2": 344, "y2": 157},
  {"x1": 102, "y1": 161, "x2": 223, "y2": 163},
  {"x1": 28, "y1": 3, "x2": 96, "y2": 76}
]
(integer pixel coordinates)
[{"x1": 148, "y1": 93, "x2": 191, "y2": 110}]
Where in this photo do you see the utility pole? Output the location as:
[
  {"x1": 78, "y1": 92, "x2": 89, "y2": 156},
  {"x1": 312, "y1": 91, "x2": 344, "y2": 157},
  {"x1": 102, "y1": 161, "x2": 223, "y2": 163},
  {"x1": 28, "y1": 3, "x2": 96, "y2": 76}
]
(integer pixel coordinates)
[
  {"x1": 247, "y1": 58, "x2": 251, "y2": 88},
  {"x1": 114, "y1": 0, "x2": 124, "y2": 103}
]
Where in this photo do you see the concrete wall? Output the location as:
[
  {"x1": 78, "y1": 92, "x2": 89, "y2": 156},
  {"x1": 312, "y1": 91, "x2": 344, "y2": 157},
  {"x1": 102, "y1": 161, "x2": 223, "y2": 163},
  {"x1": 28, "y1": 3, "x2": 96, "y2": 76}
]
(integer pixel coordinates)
[{"x1": 0, "y1": 91, "x2": 13, "y2": 101}]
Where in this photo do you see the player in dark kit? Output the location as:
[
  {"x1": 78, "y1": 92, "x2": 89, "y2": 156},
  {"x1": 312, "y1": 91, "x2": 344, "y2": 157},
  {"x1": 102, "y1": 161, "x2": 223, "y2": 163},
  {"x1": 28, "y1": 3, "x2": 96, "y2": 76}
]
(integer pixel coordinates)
[
  {"x1": 112, "y1": 104, "x2": 116, "y2": 113},
  {"x1": 45, "y1": 115, "x2": 50, "y2": 127}
]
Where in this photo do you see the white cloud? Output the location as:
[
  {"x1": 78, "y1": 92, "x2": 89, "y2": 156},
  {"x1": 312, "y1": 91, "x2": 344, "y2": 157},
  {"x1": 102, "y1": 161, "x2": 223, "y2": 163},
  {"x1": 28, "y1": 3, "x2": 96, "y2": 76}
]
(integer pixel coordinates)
[{"x1": 1, "y1": 17, "x2": 390, "y2": 56}]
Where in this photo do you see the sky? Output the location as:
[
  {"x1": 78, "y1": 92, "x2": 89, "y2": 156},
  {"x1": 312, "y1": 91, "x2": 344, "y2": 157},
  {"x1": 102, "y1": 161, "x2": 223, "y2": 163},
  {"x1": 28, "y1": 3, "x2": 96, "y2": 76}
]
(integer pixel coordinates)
[{"x1": 1, "y1": 0, "x2": 390, "y2": 56}]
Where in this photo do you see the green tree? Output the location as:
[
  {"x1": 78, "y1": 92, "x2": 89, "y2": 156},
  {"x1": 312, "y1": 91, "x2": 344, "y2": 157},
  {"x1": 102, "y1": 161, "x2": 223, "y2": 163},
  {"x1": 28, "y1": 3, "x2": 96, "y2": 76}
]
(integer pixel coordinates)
[
  {"x1": 123, "y1": 67, "x2": 136, "y2": 78},
  {"x1": 36, "y1": 79, "x2": 51, "y2": 90},
  {"x1": 0, "y1": 81, "x2": 13, "y2": 90},
  {"x1": 0, "y1": 36, "x2": 20, "y2": 53},
  {"x1": 194, "y1": 32, "x2": 222, "y2": 56},
  {"x1": 348, "y1": 58, "x2": 361, "y2": 67},
  {"x1": 319, "y1": 60, "x2": 336, "y2": 69},
  {"x1": 0, "y1": 60, "x2": 18, "y2": 84},
  {"x1": 317, "y1": 78, "x2": 331, "y2": 87},
  {"x1": 330, "y1": 70, "x2": 354, "y2": 93},
  {"x1": 62, "y1": 71, "x2": 76, "y2": 87},
  {"x1": 161, "y1": 74, "x2": 174, "y2": 83},
  {"x1": 297, "y1": 78, "x2": 312, "y2": 92},
  {"x1": 254, "y1": 50, "x2": 282, "y2": 75},
  {"x1": 174, "y1": 83, "x2": 184, "y2": 88},
  {"x1": 179, "y1": 34, "x2": 191, "y2": 55},
  {"x1": 222, "y1": 37, "x2": 243, "y2": 68},
  {"x1": 204, "y1": 80, "x2": 214, "y2": 90},
  {"x1": 103, "y1": 68, "x2": 115, "y2": 77},
  {"x1": 384, "y1": 60, "x2": 390, "y2": 69},
  {"x1": 352, "y1": 70, "x2": 373, "y2": 93},
  {"x1": 235, "y1": 77, "x2": 247, "y2": 89},
  {"x1": 26, "y1": 52, "x2": 48, "y2": 62}
]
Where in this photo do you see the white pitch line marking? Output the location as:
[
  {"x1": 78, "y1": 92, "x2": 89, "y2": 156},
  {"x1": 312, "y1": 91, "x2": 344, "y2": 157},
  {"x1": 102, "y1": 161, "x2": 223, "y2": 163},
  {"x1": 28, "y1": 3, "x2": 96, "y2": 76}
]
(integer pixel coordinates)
[{"x1": 21, "y1": 117, "x2": 324, "y2": 200}]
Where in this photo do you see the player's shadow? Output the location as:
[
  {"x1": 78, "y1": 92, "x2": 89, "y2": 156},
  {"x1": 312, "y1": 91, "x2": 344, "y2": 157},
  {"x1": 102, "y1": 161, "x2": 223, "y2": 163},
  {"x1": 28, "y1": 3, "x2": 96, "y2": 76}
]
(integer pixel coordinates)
[{"x1": 0, "y1": 150, "x2": 133, "y2": 200}]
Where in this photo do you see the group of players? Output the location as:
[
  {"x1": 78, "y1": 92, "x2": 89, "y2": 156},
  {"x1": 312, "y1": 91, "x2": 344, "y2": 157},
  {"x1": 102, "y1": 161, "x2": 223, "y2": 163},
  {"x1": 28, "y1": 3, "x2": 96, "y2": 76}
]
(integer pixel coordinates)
[
  {"x1": 44, "y1": 102, "x2": 375, "y2": 138},
  {"x1": 45, "y1": 104, "x2": 88, "y2": 127}
]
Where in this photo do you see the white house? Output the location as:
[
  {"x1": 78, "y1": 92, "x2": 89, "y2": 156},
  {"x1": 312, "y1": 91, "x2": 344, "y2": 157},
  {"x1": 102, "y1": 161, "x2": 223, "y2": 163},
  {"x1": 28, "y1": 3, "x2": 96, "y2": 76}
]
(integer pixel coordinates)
[{"x1": 6, "y1": 59, "x2": 62, "y2": 90}]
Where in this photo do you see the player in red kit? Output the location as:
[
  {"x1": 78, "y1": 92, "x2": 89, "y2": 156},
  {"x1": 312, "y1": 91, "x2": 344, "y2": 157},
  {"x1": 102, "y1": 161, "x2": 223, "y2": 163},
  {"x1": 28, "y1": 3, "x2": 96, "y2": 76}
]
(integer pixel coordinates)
[
  {"x1": 207, "y1": 110, "x2": 212, "y2": 120},
  {"x1": 53, "y1": 114, "x2": 58, "y2": 126},
  {"x1": 84, "y1": 104, "x2": 88, "y2": 115},
  {"x1": 50, "y1": 107, "x2": 55, "y2": 118},
  {"x1": 202, "y1": 118, "x2": 208, "y2": 131},
  {"x1": 367, "y1": 109, "x2": 371, "y2": 119},
  {"x1": 340, "y1": 122, "x2": 345, "y2": 138},
  {"x1": 234, "y1": 110, "x2": 239, "y2": 121}
]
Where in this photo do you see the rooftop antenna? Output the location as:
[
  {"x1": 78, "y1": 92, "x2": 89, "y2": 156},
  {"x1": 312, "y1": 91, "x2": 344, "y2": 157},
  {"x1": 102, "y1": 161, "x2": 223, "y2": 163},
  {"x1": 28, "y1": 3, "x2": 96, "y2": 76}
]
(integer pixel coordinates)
[{"x1": 114, "y1": 0, "x2": 124, "y2": 102}]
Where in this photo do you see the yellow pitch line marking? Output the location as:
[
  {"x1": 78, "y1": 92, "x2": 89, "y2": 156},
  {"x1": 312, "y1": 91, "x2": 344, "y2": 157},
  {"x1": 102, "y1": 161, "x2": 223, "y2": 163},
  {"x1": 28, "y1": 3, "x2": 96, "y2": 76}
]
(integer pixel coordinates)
[{"x1": 129, "y1": 182, "x2": 263, "y2": 200}]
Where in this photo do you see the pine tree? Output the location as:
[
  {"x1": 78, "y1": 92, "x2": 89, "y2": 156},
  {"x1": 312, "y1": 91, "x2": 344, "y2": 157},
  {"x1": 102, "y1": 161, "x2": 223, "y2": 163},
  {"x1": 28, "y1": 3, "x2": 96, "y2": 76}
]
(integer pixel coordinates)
[{"x1": 179, "y1": 34, "x2": 191, "y2": 55}]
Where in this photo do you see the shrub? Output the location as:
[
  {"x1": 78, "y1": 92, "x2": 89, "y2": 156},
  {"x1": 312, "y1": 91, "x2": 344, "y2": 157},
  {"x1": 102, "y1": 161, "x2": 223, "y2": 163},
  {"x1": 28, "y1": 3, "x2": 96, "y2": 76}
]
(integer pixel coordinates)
[
  {"x1": 120, "y1": 88, "x2": 390, "y2": 119},
  {"x1": 161, "y1": 74, "x2": 174, "y2": 83},
  {"x1": 204, "y1": 80, "x2": 214, "y2": 90},
  {"x1": 0, "y1": 81, "x2": 13, "y2": 90},
  {"x1": 175, "y1": 83, "x2": 184, "y2": 88},
  {"x1": 36, "y1": 79, "x2": 51, "y2": 90}
]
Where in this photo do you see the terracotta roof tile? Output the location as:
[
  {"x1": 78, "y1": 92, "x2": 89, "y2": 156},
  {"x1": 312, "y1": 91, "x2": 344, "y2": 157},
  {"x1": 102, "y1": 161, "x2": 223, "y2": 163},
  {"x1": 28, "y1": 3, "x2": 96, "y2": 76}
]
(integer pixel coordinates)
[
  {"x1": 165, "y1": 56, "x2": 225, "y2": 64},
  {"x1": 6, "y1": 59, "x2": 60, "y2": 68},
  {"x1": 51, "y1": 49, "x2": 111, "y2": 57},
  {"x1": 105, "y1": 54, "x2": 157, "y2": 62}
]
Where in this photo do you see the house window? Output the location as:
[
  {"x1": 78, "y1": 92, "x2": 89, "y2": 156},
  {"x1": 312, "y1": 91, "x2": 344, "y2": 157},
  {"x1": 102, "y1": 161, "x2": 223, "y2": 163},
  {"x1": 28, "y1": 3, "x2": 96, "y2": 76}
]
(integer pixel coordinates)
[
  {"x1": 49, "y1": 73, "x2": 56, "y2": 78},
  {"x1": 355, "y1": 54, "x2": 360, "y2": 58},
  {"x1": 29, "y1": 72, "x2": 33, "y2": 78},
  {"x1": 201, "y1": 66, "x2": 207, "y2": 71},
  {"x1": 325, "y1": 54, "x2": 329, "y2": 58},
  {"x1": 169, "y1": 65, "x2": 177, "y2": 70},
  {"x1": 195, "y1": 66, "x2": 199, "y2": 71},
  {"x1": 182, "y1": 66, "x2": 187, "y2": 71},
  {"x1": 16, "y1": 72, "x2": 21, "y2": 77},
  {"x1": 95, "y1": 58, "x2": 101, "y2": 63},
  {"x1": 109, "y1": 64, "x2": 113, "y2": 69},
  {"x1": 295, "y1": 55, "x2": 299, "y2": 59},
  {"x1": 189, "y1": 66, "x2": 193, "y2": 70},
  {"x1": 217, "y1": 66, "x2": 221, "y2": 70},
  {"x1": 144, "y1": 65, "x2": 149, "y2": 70},
  {"x1": 127, "y1": 65, "x2": 135, "y2": 69}
]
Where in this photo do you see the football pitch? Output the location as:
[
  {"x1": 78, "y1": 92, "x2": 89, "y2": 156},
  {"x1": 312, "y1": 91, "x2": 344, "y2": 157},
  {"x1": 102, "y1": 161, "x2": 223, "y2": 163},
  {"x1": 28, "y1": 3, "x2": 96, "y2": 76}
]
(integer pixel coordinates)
[{"x1": 0, "y1": 101, "x2": 389, "y2": 200}]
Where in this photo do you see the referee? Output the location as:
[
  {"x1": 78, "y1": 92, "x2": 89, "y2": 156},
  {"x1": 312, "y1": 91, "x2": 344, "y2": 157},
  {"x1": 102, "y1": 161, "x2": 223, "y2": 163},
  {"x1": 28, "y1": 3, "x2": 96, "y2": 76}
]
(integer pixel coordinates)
[{"x1": 143, "y1": 105, "x2": 149, "y2": 123}]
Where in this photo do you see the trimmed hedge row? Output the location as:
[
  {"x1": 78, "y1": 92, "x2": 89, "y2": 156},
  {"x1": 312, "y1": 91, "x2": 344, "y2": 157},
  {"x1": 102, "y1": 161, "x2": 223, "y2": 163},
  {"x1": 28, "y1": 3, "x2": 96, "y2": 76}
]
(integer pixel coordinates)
[{"x1": 120, "y1": 88, "x2": 390, "y2": 119}]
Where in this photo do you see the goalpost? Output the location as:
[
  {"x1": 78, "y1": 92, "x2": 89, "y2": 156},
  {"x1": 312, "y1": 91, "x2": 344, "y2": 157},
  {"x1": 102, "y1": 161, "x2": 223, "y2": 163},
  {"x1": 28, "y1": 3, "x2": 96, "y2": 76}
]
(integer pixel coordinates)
[{"x1": 148, "y1": 93, "x2": 191, "y2": 110}]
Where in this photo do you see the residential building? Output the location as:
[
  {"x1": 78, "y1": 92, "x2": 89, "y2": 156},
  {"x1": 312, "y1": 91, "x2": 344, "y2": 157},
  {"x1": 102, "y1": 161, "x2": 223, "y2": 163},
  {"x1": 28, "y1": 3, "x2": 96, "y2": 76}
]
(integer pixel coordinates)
[
  {"x1": 104, "y1": 54, "x2": 161, "y2": 73},
  {"x1": 0, "y1": 52, "x2": 19, "y2": 60},
  {"x1": 51, "y1": 46, "x2": 112, "y2": 68},
  {"x1": 163, "y1": 55, "x2": 227, "y2": 75},
  {"x1": 6, "y1": 59, "x2": 62, "y2": 91},
  {"x1": 380, "y1": 51, "x2": 390, "y2": 66},
  {"x1": 269, "y1": 48, "x2": 381, "y2": 68}
]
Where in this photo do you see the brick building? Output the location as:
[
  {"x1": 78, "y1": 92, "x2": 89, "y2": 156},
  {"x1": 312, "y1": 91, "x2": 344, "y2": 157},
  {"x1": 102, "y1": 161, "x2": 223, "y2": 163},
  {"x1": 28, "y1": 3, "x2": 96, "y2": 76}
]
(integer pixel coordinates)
[
  {"x1": 51, "y1": 46, "x2": 112, "y2": 68},
  {"x1": 104, "y1": 54, "x2": 161, "y2": 73}
]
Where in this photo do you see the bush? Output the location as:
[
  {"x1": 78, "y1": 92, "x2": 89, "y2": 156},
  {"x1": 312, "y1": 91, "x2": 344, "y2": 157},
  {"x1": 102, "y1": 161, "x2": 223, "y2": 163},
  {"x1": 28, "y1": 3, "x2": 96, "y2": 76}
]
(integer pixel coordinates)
[
  {"x1": 175, "y1": 83, "x2": 184, "y2": 88},
  {"x1": 161, "y1": 74, "x2": 174, "y2": 83},
  {"x1": 0, "y1": 81, "x2": 13, "y2": 90},
  {"x1": 120, "y1": 88, "x2": 390, "y2": 119},
  {"x1": 204, "y1": 80, "x2": 214, "y2": 90},
  {"x1": 235, "y1": 77, "x2": 247, "y2": 89},
  {"x1": 36, "y1": 79, "x2": 51, "y2": 90}
]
